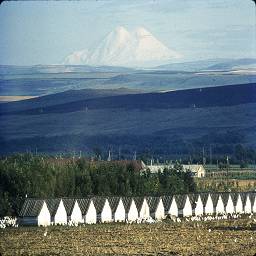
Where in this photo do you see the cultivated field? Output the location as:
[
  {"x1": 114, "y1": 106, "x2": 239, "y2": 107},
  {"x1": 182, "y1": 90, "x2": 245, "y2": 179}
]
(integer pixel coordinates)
[{"x1": 0, "y1": 218, "x2": 256, "y2": 256}]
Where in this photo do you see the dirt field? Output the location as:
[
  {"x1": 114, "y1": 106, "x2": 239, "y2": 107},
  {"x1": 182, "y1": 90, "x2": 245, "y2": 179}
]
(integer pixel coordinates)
[{"x1": 0, "y1": 218, "x2": 256, "y2": 256}]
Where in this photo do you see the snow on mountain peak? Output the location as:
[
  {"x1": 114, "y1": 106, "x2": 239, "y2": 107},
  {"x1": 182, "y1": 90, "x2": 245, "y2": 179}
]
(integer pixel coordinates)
[
  {"x1": 134, "y1": 27, "x2": 152, "y2": 37},
  {"x1": 63, "y1": 26, "x2": 181, "y2": 67}
]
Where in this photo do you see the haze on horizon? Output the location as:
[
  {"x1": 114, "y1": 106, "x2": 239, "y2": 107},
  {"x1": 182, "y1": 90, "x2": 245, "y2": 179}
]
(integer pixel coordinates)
[{"x1": 0, "y1": 0, "x2": 255, "y2": 66}]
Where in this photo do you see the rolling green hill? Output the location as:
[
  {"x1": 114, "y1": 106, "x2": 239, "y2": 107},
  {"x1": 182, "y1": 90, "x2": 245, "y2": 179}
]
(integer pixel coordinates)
[{"x1": 0, "y1": 83, "x2": 255, "y2": 159}]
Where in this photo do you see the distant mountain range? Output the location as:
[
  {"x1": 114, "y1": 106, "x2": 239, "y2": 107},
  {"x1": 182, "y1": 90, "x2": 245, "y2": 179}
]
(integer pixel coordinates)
[
  {"x1": 63, "y1": 26, "x2": 181, "y2": 67},
  {"x1": 1, "y1": 59, "x2": 256, "y2": 98},
  {"x1": 154, "y1": 58, "x2": 256, "y2": 72},
  {"x1": 1, "y1": 58, "x2": 255, "y2": 76}
]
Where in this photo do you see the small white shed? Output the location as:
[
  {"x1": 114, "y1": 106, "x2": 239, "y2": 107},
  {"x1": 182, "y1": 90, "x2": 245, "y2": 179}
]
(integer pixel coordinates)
[
  {"x1": 20, "y1": 199, "x2": 51, "y2": 227},
  {"x1": 147, "y1": 197, "x2": 165, "y2": 220},
  {"x1": 46, "y1": 198, "x2": 67, "y2": 225},
  {"x1": 134, "y1": 197, "x2": 150, "y2": 220},
  {"x1": 109, "y1": 197, "x2": 126, "y2": 222},
  {"x1": 123, "y1": 197, "x2": 139, "y2": 222},
  {"x1": 77, "y1": 198, "x2": 97, "y2": 224},
  {"x1": 93, "y1": 197, "x2": 112, "y2": 223}
]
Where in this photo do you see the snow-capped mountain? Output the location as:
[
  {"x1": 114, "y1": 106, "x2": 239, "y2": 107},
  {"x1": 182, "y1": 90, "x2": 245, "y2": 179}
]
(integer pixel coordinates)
[{"x1": 63, "y1": 26, "x2": 181, "y2": 67}]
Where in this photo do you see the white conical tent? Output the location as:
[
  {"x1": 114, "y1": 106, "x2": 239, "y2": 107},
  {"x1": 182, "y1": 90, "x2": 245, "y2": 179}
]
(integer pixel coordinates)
[
  {"x1": 236, "y1": 194, "x2": 243, "y2": 214},
  {"x1": 183, "y1": 196, "x2": 193, "y2": 217},
  {"x1": 204, "y1": 194, "x2": 214, "y2": 215},
  {"x1": 169, "y1": 196, "x2": 179, "y2": 217},
  {"x1": 194, "y1": 194, "x2": 204, "y2": 216},
  {"x1": 225, "y1": 194, "x2": 235, "y2": 214},
  {"x1": 244, "y1": 194, "x2": 252, "y2": 214},
  {"x1": 215, "y1": 194, "x2": 225, "y2": 215},
  {"x1": 54, "y1": 199, "x2": 68, "y2": 225},
  {"x1": 70, "y1": 200, "x2": 83, "y2": 224}
]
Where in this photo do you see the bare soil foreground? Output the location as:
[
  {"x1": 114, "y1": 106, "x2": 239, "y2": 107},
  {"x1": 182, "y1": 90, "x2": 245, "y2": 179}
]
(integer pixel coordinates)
[{"x1": 0, "y1": 219, "x2": 256, "y2": 256}]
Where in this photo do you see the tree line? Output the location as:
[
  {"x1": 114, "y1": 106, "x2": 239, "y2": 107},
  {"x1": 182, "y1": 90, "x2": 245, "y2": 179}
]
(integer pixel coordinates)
[{"x1": 0, "y1": 154, "x2": 196, "y2": 216}]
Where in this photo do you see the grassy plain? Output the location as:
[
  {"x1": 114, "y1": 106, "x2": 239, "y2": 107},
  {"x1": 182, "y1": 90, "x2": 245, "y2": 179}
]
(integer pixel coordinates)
[{"x1": 0, "y1": 218, "x2": 256, "y2": 256}]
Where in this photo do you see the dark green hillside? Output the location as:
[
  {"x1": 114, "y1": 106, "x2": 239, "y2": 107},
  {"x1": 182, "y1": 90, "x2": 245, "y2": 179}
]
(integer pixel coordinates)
[
  {"x1": 0, "y1": 83, "x2": 255, "y2": 159},
  {"x1": 0, "y1": 88, "x2": 141, "y2": 113},
  {"x1": 2, "y1": 83, "x2": 255, "y2": 115}
]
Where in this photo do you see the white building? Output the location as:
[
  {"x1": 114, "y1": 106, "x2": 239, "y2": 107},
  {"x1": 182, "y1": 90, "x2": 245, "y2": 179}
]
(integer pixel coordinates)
[
  {"x1": 19, "y1": 199, "x2": 51, "y2": 226},
  {"x1": 77, "y1": 198, "x2": 97, "y2": 224},
  {"x1": 109, "y1": 197, "x2": 126, "y2": 222},
  {"x1": 141, "y1": 161, "x2": 206, "y2": 178},
  {"x1": 183, "y1": 165, "x2": 206, "y2": 178},
  {"x1": 134, "y1": 197, "x2": 150, "y2": 220},
  {"x1": 93, "y1": 197, "x2": 112, "y2": 223},
  {"x1": 46, "y1": 198, "x2": 67, "y2": 225},
  {"x1": 123, "y1": 197, "x2": 139, "y2": 222}
]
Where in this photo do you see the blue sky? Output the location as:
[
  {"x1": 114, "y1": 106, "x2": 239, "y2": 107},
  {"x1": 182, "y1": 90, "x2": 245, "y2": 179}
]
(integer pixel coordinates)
[{"x1": 0, "y1": 0, "x2": 255, "y2": 65}]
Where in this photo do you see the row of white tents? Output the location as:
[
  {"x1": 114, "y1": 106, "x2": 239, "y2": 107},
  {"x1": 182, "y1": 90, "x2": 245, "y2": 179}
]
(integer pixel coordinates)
[{"x1": 19, "y1": 192, "x2": 256, "y2": 226}]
